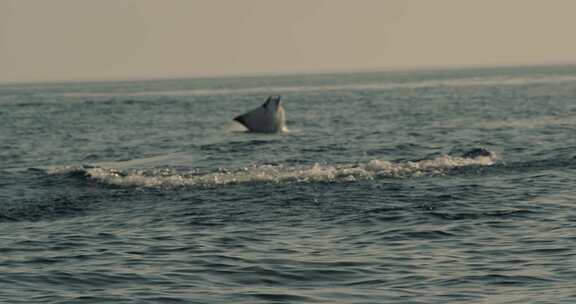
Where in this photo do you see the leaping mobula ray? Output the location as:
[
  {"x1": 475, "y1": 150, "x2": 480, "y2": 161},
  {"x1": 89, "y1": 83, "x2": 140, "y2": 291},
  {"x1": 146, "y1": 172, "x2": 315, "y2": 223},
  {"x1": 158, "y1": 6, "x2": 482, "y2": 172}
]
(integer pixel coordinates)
[{"x1": 233, "y1": 96, "x2": 287, "y2": 133}]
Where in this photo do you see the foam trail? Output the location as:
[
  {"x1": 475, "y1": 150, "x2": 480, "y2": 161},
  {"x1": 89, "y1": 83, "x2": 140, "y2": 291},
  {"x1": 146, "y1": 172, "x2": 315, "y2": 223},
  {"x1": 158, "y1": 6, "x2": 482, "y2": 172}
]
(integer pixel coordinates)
[{"x1": 43, "y1": 153, "x2": 496, "y2": 189}]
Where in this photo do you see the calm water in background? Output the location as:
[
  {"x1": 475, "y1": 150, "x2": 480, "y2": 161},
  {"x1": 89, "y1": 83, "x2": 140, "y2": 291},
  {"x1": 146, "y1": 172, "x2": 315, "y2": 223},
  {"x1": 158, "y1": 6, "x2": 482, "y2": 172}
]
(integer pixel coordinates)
[{"x1": 1, "y1": 66, "x2": 576, "y2": 303}]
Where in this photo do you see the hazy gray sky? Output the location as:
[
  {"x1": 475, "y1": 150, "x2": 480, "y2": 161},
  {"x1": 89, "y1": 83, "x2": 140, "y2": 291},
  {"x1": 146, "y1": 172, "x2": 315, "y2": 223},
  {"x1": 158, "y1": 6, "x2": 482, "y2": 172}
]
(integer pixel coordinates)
[{"x1": 1, "y1": 0, "x2": 576, "y2": 82}]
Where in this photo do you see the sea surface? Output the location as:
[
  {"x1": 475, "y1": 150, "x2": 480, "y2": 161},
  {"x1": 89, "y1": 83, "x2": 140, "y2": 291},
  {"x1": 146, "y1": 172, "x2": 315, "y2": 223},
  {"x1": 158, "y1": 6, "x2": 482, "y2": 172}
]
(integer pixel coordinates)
[{"x1": 1, "y1": 66, "x2": 576, "y2": 303}]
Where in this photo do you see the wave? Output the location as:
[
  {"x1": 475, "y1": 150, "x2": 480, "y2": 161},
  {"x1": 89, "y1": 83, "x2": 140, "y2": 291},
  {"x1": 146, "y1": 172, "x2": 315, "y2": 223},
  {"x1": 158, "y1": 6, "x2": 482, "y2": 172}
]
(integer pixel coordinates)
[
  {"x1": 42, "y1": 151, "x2": 497, "y2": 189},
  {"x1": 57, "y1": 75, "x2": 576, "y2": 98}
]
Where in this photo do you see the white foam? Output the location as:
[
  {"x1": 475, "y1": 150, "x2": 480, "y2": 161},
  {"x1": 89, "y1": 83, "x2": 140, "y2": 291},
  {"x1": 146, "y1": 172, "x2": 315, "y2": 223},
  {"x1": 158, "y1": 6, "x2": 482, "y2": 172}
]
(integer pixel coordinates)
[
  {"x1": 44, "y1": 165, "x2": 87, "y2": 175},
  {"x1": 48, "y1": 154, "x2": 496, "y2": 189}
]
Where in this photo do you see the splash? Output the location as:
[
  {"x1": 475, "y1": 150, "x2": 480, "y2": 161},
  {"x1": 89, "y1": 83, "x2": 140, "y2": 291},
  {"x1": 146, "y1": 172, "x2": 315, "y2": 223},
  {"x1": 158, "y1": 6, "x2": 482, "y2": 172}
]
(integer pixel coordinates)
[{"x1": 43, "y1": 153, "x2": 496, "y2": 189}]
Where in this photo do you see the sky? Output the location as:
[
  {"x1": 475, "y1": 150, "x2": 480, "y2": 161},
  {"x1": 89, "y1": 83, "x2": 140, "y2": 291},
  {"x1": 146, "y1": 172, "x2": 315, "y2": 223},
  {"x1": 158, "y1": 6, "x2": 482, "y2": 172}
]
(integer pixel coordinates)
[{"x1": 1, "y1": 0, "x2": 576, "y2": 83}]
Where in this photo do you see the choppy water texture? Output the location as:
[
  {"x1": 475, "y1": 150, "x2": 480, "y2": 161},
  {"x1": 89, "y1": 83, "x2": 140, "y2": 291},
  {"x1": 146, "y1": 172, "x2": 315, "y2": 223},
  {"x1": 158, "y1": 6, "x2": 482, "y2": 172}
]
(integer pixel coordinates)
[{"x1": 2, "y1": 66, "x2": 576, "y2": 303}]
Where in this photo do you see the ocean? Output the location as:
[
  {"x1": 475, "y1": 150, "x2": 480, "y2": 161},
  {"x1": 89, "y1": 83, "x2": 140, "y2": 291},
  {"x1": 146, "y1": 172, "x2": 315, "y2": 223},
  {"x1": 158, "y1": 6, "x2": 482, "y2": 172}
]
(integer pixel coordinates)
[{"x1": 1, "y1": 65, "x2": 576, "y2": 303}]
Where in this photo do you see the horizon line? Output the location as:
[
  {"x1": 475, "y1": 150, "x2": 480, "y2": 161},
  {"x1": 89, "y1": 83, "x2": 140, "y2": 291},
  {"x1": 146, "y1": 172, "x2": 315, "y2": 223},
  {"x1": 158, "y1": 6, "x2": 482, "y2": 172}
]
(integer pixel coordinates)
[{"x1": 2, "y1": 61, "x2": 575, "y2": 86}]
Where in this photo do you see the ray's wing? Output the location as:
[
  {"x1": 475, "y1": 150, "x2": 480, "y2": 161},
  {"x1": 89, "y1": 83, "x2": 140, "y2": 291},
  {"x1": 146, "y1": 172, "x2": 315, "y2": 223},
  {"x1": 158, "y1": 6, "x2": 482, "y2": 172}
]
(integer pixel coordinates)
[
  {"x1": 234, "y1": 106, "x2": 273, "y2": 132},
  {"x1": 262, "y1": 96, "x2": 273, "y2": 108}
]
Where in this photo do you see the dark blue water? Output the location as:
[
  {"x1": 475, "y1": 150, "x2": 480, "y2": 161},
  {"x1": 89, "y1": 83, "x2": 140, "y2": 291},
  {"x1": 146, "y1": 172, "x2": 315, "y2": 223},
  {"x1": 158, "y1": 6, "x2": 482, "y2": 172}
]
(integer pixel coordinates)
[{"x1": 2, "y1": 66, "x2": 576, "y2": 303}]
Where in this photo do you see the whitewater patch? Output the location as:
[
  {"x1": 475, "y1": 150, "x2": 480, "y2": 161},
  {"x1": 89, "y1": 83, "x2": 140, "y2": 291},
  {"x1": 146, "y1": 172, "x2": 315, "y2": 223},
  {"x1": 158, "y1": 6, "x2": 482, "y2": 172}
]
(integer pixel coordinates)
[{"x1": 43, "y1": 153, "x2": 496, "y2": 189}]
